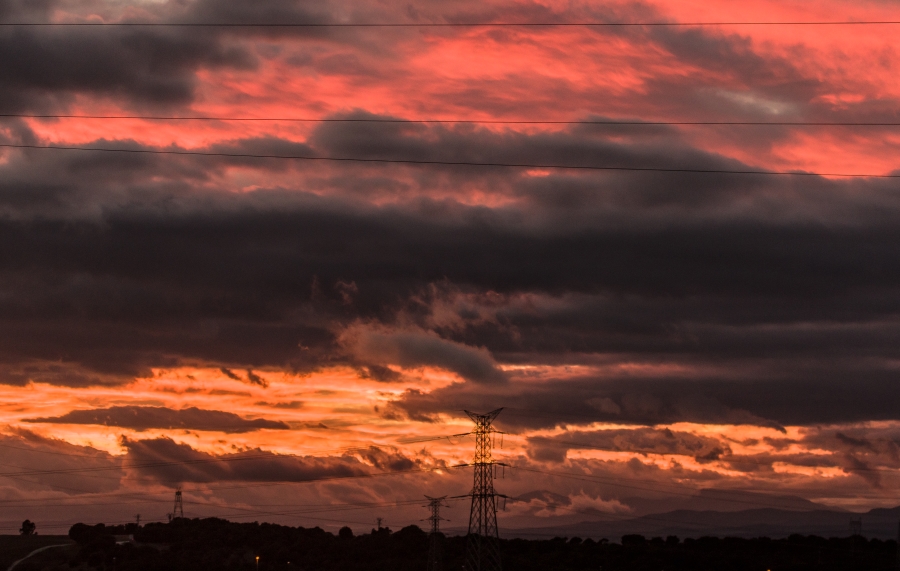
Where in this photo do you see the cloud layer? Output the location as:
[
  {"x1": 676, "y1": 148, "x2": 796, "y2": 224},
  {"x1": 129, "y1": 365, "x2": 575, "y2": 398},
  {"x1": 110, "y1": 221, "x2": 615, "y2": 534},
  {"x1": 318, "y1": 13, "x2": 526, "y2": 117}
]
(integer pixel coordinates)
[
  {"x1": 0, "y1": 0, "x2": 899, "y2": 528},
  {"x1": 24, "y1": 406, "x2": 289, "y2": 432}
]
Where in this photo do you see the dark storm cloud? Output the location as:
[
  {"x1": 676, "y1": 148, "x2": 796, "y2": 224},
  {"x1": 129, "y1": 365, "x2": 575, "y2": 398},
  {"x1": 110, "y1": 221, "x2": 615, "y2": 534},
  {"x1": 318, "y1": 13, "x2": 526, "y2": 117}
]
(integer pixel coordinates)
[
  {"x1": 121, "y1": 436, "x2": 368, "y2": 484},
  {"x1": 393, "y1": 368, "x2": 900, "y2": 429},
  {"x1": 0, "y1": 25, "x2": 255, "y2": 111},
  {"x1": 174, "y1": 0, "x2": 334, "y2": 27},
  {"x1": 2, "y1": 118, "x2": 900, "y2": 423},
  {"x1": 437, "y1": 1, "x2": 874, "y2": 131},
  {"x1": 24, "y1": 405, "x2": 289, "y2": 432},
  {"x1": 0, "y1": 0, "x2": 358, "y2": 112},
  {"x1": 307, "y1": 110, "x2": 759, "y2": 183},
  {"x1": 0, "y1": 0, "x2": 53, "y2": 23},
  {"x1": 0, "y1": 431, "x2": 121, "y2": 493},
  {"x1": 646, "y1": 26, "x2": 819, "y2": 103}
]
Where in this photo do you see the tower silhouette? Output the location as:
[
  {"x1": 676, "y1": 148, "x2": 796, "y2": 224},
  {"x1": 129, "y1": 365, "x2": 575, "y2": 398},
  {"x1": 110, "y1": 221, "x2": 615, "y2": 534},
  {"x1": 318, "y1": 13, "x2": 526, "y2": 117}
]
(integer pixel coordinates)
[
  {"x1": 424, "y1": 496, "x2": 448, "y2": 571},
  {"x1": 464, "y1": 408, "x2": 504, "y2": 571},
  {"x1": 173, "y1": 488, "x2": 184, "y2": 519},
  {"x1": 896, "y1": 521, "x2": 900, "y2": 569}
]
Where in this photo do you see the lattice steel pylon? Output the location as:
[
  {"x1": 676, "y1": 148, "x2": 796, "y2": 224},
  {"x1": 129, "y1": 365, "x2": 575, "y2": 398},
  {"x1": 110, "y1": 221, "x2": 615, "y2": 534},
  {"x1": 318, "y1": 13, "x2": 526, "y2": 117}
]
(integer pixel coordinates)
[
  {"x1": 424, "y1": 496, "x2": 448, "y2": 571},
  {"x1": 464, "y1": 408, "x2": 504, "y2": 571},
  {"x1": 173, "y1": 488, "x2": 184, "y2": 519},
  {"x1": 895, "y1": 521, "x2": 900, "y2": 569}
]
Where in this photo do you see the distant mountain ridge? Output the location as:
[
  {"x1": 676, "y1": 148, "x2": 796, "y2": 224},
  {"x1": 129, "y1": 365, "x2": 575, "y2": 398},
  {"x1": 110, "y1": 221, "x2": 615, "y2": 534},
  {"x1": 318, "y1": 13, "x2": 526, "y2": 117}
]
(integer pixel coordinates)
[
  {"x1": 620, "y1": 488, "x2": 837, "y2": 515},
  {"x1": 508, "y1": 505, "x2": 900, "y2": 541}
]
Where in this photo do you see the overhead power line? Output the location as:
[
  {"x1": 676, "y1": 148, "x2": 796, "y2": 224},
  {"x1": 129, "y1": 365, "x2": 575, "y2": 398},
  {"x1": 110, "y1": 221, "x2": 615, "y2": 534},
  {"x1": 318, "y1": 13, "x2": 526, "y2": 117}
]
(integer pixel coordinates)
[
  {"x1": 4, "y1": 114, "x2": 900, "y2": 127},
  {"x1": 0, "y1": 454, "x2": 442, "y2": 480},
  {"x1": 1, "y1": 142, "x2": 897, "y2": 178},
  {"x1": 3, "y1": 21, "x2": 900, "y2": 27}
]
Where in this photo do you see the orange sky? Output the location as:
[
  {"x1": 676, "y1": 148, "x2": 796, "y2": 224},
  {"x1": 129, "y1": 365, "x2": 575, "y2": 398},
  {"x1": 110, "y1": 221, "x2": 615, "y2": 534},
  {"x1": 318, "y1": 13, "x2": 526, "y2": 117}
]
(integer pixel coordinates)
[{"x1": 1, "y1": 0, "x2": 900, "y2": 537}]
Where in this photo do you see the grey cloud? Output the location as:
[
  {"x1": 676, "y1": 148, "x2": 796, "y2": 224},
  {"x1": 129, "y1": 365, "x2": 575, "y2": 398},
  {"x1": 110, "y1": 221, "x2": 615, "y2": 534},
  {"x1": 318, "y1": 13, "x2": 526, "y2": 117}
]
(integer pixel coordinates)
[
  {"x1": 342, "y1": 326, "x2": 506, "y2": 384},
  {"x1": 0, "y1": 0, "x2": 54, "y2": 24},
  {"x1": 25, "y1": 406, "x2": 289, "y2": 433},
  {"x1": 219, "y1": 368, "x2": 241, "y2": 381},
  {"x1": 121, "y1": 436, "x2": 368, "y2": 484},
  {"x1": 216, "y1": 367, "x2": 268, "y2": 387},
  {"x1": 357, "y1": 446, "x2": 418, "y2": 471},
  {"x1": 0, "y1": 0, "x2": 433, "y2": 113},
  {"x1": 0, "y1": 361, "x2": 133, "y2": 387},
  {"x1": 392, "y1": 371, "x2": 900, "y2": 429},
  {"x1": 176, "y1": 0, "x2": 335, "y2": 27},
  {"x1": 527, "y1": 427, "x2": 731, "y2": 464},
  {"x1": 0, "y1": 430, "x2": 121, "y2": 493},
  {"x1": 0, "y1": 0, "x2": 363, "y2": 112},
  {"x1": 0, "y1": 26, "x2": 256, "y2": 111},
  {"x1": 256, "y1": 400, "x2": 304, "y2": 409},
  {"x1": 246, "y1": 369, "x2": 267, "y2": 386},
  {"x1": 1, "y1": 120, "x2": 900, "y2": 426}
]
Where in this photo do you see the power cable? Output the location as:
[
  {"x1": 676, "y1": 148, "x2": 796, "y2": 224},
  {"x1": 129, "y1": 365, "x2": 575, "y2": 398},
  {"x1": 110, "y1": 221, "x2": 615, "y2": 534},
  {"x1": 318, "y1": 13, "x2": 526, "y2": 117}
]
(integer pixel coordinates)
[
  {"x1": 497, "y1": 411, "x2": 900, "y2": 475},
  {"x1": 0, "y1": 441, "x2": 114, "y2": 458},
  {"x1": 506, "y1": 464, "x2": 825, "y2": 511},
  {"x1": 1, "y1": 142, "x2": 897, "y2": 178},
  {"x1": 1, "y1": 448, "x2": 881, "y2": 519},
  {"x1": 185, "y1": 497, "x2": 426, "y2": 521},
  {"x1": 0, "y1": 461, "x2": 876, "y2": 542},
  {"x1": 0, "y1": 430, "x2": 887, "y2": 520},
  {"x1": 3, "y1": 21, "x2": 900, "y2": 27},
  {"x1": 0, "y1": 458, "x2": 441, "y2": 481},
  {"x1": 397, "y1": 433, "x2": 472, "y2": 444},
  {"x1": 4, "y1": 114, "x2": 900, "y2": 126},
  {"x1": 522, "y1": 435, "x2": 900, "y2": 474},
  {"x1": 0, "y1": 426, "x2": 886, "y2": 512},
  {"x1": 0, "y1": 458, "x2": 464, "y2": 503}
]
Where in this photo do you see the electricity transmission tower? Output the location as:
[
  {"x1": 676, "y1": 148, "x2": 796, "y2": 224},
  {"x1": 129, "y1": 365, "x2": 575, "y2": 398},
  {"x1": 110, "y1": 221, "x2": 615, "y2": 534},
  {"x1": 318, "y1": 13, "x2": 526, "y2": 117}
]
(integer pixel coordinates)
[
  {"x1": 463, "y1": 408, "x2": 505, "y2": 571},
  {"x1": 896, "y1": 521, "x2": 900, "y2": 569},
  {"x1": 424, "y1": 496, "x2": 448, "y2": 571},
  {"x1": 172, "y1": 488, "x2": 184, "y2": 519}
]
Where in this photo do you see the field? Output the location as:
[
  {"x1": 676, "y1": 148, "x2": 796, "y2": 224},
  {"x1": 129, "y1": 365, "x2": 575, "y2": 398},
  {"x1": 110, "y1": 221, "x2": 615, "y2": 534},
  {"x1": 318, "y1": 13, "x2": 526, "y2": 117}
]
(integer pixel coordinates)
[{"x1": 0, "y1": 536, "x2": 74, "y2": 571}]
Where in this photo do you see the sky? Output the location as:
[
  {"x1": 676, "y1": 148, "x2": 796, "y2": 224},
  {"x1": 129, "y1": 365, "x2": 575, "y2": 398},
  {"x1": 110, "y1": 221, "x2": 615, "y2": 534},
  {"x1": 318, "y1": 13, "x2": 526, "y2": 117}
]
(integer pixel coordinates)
[{"x1": 2, "y1": 0, "x2": 900, "y2": 537}]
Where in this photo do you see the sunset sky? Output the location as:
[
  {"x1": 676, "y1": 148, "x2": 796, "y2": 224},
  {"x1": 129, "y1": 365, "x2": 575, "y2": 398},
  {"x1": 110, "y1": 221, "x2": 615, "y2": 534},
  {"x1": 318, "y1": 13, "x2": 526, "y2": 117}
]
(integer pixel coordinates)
[{"x1": 2, "y1": 0, "x2": 900, "y2": 536}]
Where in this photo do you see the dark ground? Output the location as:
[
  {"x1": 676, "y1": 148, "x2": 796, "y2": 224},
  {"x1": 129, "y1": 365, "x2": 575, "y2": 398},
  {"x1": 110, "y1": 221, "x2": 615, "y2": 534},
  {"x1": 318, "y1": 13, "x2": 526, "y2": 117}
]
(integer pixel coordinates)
[
  {"x1": 0, "y1": 535, "x2": 74, "y2": 570},
  {"x1": 4, "y1": 519, "x2": 900, "y2": 571}
]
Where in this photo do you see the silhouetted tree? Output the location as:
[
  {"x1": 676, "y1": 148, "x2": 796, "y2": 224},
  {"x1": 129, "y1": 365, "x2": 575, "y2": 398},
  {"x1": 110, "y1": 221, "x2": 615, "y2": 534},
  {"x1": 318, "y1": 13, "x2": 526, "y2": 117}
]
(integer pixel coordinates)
[{"x1": 19, "y1": 519, "x2": 36, "y2": 535}]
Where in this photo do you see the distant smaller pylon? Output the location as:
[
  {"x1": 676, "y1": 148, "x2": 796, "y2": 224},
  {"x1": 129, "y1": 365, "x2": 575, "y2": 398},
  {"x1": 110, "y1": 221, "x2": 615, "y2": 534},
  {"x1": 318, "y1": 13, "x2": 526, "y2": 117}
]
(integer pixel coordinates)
[
  {"x1": 424, "y1": 496, "x2": 449, "y2": 571},
  {"x1": 173, "y1": 488, "x2": 184, "y2": 519},
  {"x1": 895, "y1": 521, "x2": 899, "y2": 569}
]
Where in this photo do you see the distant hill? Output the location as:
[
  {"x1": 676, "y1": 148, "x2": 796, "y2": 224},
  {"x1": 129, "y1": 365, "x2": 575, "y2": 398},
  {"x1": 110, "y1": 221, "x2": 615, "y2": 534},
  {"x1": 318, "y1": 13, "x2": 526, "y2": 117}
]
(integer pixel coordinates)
[
  {"x1": 510, "y1": 505, "x2": 900, "y2": 540},
  {"x1": 448, "y1": 488, "x2": 843, "y2": 534},
  {"x1": 621, "y1": 488, "x2": 840, "y2": 515}
]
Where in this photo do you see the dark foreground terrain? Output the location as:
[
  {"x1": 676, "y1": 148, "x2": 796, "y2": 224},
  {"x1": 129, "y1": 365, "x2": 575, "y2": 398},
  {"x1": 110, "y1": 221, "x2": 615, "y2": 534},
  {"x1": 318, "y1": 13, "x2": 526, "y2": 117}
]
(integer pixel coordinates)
[
  {"x1": 0, "y1": 535, "x2": 74, "y2": 570},
  {"x1": 5, "y1": 519, "x2": 900, "y2": 571}
]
